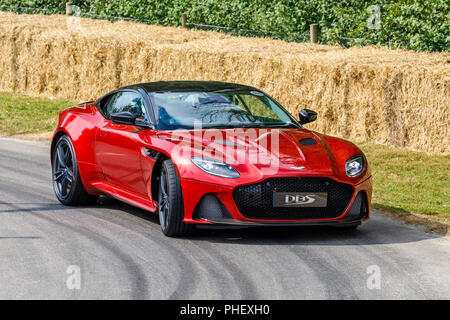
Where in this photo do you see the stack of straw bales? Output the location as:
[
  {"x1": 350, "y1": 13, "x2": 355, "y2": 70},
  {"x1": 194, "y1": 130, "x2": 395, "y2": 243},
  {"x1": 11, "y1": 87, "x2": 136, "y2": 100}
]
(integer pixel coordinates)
[{"x1": 0, "y1": 12, "x2": 448, "y2": 153}]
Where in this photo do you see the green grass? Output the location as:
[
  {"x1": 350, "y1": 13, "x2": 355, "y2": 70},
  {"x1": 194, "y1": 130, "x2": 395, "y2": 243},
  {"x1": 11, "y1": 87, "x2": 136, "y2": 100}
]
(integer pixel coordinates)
[
  {"x1": 0, "y1": 92, "x2": 75, "y2": 135},
  {"x1": 0, "y1": 91, "x2": 448, "y2": 223},
  {"x1": 360, "y1": 143, "x2": 449, "y2": 220}
]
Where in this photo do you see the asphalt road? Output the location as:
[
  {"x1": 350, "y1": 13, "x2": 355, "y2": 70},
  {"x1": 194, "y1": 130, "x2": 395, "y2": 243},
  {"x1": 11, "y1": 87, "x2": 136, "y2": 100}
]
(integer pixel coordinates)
[{"x1": 0, "y1": 137, "x2": 449, "y2": 299}]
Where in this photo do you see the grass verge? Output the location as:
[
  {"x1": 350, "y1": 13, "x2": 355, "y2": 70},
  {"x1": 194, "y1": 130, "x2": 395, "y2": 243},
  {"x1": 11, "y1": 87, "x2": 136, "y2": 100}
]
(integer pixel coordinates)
[
  {"x1": 360, "y1": 143, "x2": 449, "y2": 234},
  {"x1": 0, "y1": 92, "x2": 75, "y2": 135},
  {"x1": 0, "y1": 92, "x2": 448, "y2": 234}
]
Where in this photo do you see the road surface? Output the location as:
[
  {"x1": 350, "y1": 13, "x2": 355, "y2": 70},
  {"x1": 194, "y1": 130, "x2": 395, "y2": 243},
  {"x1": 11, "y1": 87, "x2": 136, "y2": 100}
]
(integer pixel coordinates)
[{"x1": 0, "y1": 137, "x2": 449, "y2": 299}]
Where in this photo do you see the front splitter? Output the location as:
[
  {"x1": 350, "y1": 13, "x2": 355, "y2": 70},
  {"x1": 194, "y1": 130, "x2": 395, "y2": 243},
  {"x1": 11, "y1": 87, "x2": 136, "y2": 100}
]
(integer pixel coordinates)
[{"x1": 196, "y1": 218, "x2": 361, "y2": 229}]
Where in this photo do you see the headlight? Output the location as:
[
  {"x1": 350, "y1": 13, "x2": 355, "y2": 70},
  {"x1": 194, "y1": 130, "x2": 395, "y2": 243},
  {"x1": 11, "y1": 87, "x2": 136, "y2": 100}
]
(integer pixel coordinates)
[
  {"x1": 345, "y1": 155, "x2": 365, "y2": 177},
  {"x1": 191, "y1": 157, "x2": 240, "y2": 179}
]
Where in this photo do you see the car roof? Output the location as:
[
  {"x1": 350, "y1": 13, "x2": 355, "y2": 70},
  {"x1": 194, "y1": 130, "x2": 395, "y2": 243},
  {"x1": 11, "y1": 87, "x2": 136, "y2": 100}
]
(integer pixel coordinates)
[{"x1": 120, "y1": 81, "x2": 258, "y2": 93}]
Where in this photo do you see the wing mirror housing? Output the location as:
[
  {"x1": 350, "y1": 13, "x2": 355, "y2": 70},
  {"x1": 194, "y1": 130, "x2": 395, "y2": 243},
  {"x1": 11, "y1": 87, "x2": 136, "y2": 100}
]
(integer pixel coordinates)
[
  {"x1": 110, "y1": 111, "x2": 137, "y2": 125},
  {"x1": 299, "y1": 109, "x2": 317, "y2": 125}
]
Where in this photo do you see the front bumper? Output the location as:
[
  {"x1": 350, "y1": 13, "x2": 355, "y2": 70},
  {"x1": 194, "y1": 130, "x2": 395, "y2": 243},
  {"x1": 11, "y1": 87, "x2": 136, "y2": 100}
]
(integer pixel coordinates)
[
  {"x1": 180, "y1": 176, "x2": 372, "y2": 227},
  {"x1": 196, "y1": 217, "x2": 361, "y2": 229}
]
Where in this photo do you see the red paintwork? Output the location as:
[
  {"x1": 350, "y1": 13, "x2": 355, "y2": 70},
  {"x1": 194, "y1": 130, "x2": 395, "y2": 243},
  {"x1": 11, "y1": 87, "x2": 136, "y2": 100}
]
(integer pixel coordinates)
[{"x1": 52, "y1": 102, "x2": 372, "y2": 225}]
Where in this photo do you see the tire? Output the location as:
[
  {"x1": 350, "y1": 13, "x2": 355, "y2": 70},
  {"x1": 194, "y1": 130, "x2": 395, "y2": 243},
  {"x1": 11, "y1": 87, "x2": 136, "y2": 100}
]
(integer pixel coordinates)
[
  {"x1": 52, "y1": 134, "x2": 98, "y2": 206},
  {"x1": 158, "y1": 159, "x2": 194, "y2": 237}
]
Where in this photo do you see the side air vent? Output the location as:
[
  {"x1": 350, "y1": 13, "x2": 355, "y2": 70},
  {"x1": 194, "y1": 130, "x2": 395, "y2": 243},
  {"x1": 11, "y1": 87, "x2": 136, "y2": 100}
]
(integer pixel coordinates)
[
  {"x1": 299, "y1": 138, "x2": 318, "y2": 146},
  {"x1": 143, "y1": 147, "x2": 160, "y2": 160}
]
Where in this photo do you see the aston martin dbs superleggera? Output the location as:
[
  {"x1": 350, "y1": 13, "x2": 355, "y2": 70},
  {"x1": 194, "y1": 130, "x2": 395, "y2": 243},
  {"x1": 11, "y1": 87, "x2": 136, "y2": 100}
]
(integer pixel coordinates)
[{"x1": 51, "y1": 81, "x2": 372, "y2": 236}]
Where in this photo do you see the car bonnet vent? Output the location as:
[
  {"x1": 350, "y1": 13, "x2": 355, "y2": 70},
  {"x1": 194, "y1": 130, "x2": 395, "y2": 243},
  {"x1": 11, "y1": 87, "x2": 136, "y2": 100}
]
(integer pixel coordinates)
[
  {"x1": 299, "y1": 138, "x2": 318, "y2": 146},
  {"x1": 143, "y1": 147, "x2": 160, "y2": 160}
]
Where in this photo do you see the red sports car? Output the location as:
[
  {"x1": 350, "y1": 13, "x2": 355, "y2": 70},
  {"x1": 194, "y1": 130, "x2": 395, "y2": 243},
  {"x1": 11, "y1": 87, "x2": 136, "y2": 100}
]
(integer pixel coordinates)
[{"x1": 51, "y1": 81, "x2": 372, "y2": 236}]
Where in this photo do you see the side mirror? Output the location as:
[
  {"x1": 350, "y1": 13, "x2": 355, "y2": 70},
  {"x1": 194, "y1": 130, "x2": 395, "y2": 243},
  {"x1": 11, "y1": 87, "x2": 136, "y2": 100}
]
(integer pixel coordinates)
[
  {"x1": 299, "y1": 109, "x2": 317, "y2": 125},
  {"x1": 110, "y1": 111, "x2": 136, "y2": 125}
]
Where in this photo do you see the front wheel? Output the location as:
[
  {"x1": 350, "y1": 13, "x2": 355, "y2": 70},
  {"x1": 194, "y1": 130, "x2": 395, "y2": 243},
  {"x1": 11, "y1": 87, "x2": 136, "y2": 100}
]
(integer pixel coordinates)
[
  {"x1": 52, "y1": 134, "x2": 98, "y2": 206},
  {"x1": 158, "y1": 159, "x2": 193, "y2": 237}
]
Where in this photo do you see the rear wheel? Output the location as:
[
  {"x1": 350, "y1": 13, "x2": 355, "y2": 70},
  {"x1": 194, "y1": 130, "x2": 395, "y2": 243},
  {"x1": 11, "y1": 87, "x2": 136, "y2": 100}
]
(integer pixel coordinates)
[
  {"x1": 52, "y1": 135, "x2": 98, "y2": 206},
  {"x1": 158, "y1": 159, "x2": 193, "y2": 237}
]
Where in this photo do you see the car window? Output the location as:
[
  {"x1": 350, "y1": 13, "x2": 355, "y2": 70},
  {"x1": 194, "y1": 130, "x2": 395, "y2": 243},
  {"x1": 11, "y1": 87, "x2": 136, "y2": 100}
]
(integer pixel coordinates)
[
  {"x1": 149, "y1": 90, "x2": 296, "y2": 130},
  {"x1": 105, "y1": 91, "x2": 146, "y2": 120},
  {"x1": 229, "y1": 95, "x2": 249, "y2": 112},
  {"x1": 239, "y1": 94, "x2": 279, "y2": 120}
]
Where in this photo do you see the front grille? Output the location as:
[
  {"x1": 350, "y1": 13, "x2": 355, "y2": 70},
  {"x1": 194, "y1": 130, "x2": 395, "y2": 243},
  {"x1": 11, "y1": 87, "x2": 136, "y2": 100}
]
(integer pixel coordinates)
[{"x1": 233, "y1": 177, "x2": 354, "y2": 220}]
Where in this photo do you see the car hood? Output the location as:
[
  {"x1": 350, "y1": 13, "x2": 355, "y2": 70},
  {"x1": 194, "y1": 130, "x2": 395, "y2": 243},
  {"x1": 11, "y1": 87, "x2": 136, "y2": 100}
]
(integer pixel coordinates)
[{"x1": 153, "y1": 127, "x2": 368, "y2": 184}]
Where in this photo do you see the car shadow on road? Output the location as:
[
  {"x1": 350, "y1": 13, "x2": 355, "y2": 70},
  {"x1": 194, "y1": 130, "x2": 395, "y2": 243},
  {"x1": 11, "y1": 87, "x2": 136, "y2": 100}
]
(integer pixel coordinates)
[{"x1": 95, "y1": 197, "x2": 444, "y2": 246}]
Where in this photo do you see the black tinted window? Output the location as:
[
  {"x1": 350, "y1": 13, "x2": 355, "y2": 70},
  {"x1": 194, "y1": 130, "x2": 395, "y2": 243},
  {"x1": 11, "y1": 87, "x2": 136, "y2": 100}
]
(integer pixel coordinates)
[{"x1": 105, "y1": 91, "x2": 146, "y2": 119}]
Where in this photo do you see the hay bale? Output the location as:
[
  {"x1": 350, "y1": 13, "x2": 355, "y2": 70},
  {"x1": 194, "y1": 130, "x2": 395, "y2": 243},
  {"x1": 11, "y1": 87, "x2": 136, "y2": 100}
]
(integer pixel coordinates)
[{"x1": 0, "y1": 11, "x2": 448, "y2": 153}]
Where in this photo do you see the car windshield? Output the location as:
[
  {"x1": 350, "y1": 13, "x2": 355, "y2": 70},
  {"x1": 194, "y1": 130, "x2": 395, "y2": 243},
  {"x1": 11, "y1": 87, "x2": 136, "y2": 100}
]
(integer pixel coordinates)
[{"x1": 148, "y1": 90, "x2": 300, "y2": 130}]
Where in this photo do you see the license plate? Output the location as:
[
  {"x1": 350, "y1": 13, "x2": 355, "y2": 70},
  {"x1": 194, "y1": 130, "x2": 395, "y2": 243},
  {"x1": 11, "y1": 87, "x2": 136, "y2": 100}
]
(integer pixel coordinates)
[{"x1": 273, "y1": 192, "x2": 327, "y2": 207}]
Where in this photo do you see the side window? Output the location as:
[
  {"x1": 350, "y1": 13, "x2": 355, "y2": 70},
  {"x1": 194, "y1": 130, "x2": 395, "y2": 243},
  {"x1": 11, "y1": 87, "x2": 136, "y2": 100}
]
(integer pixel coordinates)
[
  {"x1": 105, "y1": 91, "x2": 146, "y2": 120},
  {"x1": 97, "y1": 95, "x2": 112, "y2": 116}
]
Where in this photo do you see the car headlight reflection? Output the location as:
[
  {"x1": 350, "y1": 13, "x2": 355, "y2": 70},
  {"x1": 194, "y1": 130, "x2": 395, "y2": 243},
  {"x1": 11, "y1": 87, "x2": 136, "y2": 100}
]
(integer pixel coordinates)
[
  {"x1": 345, "y1": 155, "x2": 365, "y2": 177},
  {"x1": 191, "y1": 157, "x2": 240, "y2": 179}
]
